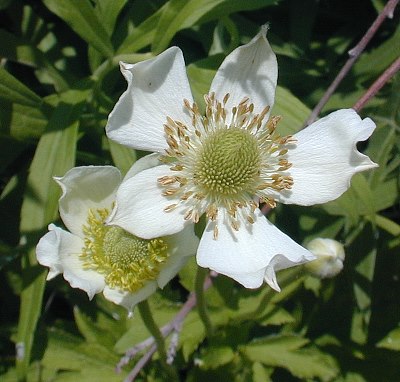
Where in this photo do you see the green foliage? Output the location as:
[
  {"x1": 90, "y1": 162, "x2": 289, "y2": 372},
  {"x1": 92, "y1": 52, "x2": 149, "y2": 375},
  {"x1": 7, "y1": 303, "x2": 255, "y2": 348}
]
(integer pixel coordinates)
[{"x1": 0, "y1": 0, "x2": 399, "y2": 381}]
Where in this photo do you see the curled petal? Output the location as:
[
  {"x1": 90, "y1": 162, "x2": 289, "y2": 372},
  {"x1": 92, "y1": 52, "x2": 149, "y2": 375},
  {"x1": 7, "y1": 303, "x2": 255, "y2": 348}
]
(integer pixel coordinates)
[
  {"x1": 210, "y1": 25, "x2": 277, "y2": 118},
  {"x1": 275, "y1": 109, "x2": 378, "y2": 206},
  {"x1": 106, "y1": 47, "x2": 194, "y2": 153},
  {"x1": 197, "y1": 210, "x2": 314, "y2": 289},
  {"x1": 107, "y1": 165, "x2": 191, "y2": 239},
  {"x1": 55, "y1": 166, "x2": 121, "y2": 238},
  {"x1": 103, "y1": 282, "x2": 157, "y2": 313},
  {"x1": 36, "y1": 225, "x2": 105, "y2": 299}
]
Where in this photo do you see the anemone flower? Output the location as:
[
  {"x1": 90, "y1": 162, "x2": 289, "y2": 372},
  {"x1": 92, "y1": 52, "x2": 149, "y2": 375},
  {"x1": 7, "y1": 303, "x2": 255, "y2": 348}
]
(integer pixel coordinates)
[
  {"x1": 36, "y1": 165, "x2": 199, "y2": 312},
  {"x1": 106, "y1": 26, "x2": 377, "y2": 290}
]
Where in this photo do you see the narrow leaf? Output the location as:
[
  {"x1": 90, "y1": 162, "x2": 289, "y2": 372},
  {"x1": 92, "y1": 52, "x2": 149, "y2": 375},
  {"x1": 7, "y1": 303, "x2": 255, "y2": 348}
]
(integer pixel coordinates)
[
  {"x1": 15, "y1": 93, "x2": 87, "y2": 379},
  {"x1": 0, "y1": 67, "x2": 42, "y2": 106},
  {"x1": 43, "y1": 0, "x2": 114, "y2": 57}
]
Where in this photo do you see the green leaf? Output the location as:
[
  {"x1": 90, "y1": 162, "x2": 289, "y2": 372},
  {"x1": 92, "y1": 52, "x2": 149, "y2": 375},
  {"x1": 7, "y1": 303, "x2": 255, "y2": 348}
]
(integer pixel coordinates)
[
  {"x1": 108, "y1": 139, "x2": 137, "y2": 176},
  {"x1": 273, "y1": 86, "x2": 311, "y2": 135},
  {"x1": 0, "y1": 29, "x2": 69, "y2": 91},
  {"x1": 0, "y1": 101, "x2": 48, "y2": 141},
  {"x1": 241, "y1": 335, "x2": 339, "y2": 381},
  {"x1": 0, "y1": 67, "x2": 42, "y2": 107},
  {"x1": 368, "y1": 214, "x2": 400, "y2": 236},
  {"x1": 40, "y1": 328, "x2": 124, "y2": 381},
  {"x1": 199, "y1": 346, "x2": 235, "y2": 369},
  {"x1": 152, "y1": 0, "x2": 276, "y2": 54},
  {"x1": 43, "y1": 0, "x2": 114, "y2": 57},
  {"x1": 116, "y1": 6, "x2": 164, "y2": 54},
  {"x1": 95, "y1": 0, "x2": 128, "y2": 34},
  {"x1": 252, "y1": 362, "x2": 273, "y2": 382},
  {"x1": 377, "y1": 327, "x2": 400, "y2": 351},
  {"x1": 16, "y1": 92, "x2": 87, "y2": 380}
]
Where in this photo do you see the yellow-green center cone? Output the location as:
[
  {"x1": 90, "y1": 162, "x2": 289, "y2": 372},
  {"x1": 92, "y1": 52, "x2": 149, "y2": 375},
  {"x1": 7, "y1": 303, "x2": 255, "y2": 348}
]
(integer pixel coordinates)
[
  {"x1": 194, "y1": 128, "x2": 262, "y2": 197},
  {"x1": 81, "y1": 208, "x2": 169, "y2": 292}
]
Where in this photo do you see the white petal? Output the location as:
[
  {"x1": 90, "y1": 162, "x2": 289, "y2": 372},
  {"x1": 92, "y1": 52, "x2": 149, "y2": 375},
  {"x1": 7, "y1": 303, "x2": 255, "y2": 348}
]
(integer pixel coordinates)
[
  {"x1": 275, "y1": 109, "x2": 377, "y2": 206},
  {"x1": 197, "y1": 209, "x2": 314, "y2": 289},
  {"x1": 124, "y1": 153, "x2": 162, "y2": 181},
  {"x1": 106, "y1": 47, "x2": 194, "y2": 153},
  {"x1": 36, "y1": 225, "x2": 105, "y2": 299},
  {"x1": 158, "y1": 225, "x2": 199, "y2": 288},
  {"x1": 56, "y1": 166, "x2": 121, "y2": 237},
  {"x1": 107, "y1": 165, "x2": 191, "y2": 239},
  {"x1": 210, "y1": 25, "x2": 277, "y2": 117},
  {"x1": 103, "y1": 282, "x2": 157, "y2": 313}
]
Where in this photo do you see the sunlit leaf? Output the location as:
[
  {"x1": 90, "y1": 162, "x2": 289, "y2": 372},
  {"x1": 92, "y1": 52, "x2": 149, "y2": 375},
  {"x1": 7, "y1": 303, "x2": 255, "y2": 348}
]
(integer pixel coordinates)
[{"x1": 43, "y1": 0, "x2": 114, "y2": 57}]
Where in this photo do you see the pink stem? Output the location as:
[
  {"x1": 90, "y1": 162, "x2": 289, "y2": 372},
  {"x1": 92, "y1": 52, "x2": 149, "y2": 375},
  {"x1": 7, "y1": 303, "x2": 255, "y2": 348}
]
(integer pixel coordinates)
[
  {"x1": 305, "y1": 0, "x2": 399, "y2": 126},
  {"x1": 353, "y1": 56, "x2": 400, "y2": 112}
]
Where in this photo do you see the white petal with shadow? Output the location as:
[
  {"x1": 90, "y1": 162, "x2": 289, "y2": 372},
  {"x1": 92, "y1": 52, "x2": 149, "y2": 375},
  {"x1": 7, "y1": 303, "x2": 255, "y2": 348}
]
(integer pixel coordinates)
[
  {"x1": 197, "y1": 209, "x2": 314, "y2": 289},
  {"x1": 107, "y1": 165, "x2": 191, "y2": 239},
  {"x1": 56, "y1": 166, "x2": 121, "y2": 237},
  {"x1": 210, "y1": 25, "x2": 277, "y2": 120},
  {"x1": 106, "y1": 47, "x2": 194, "y2": 153},
  {"x1": 275, "y1": 109, "x2": 377, "y2": 206}
]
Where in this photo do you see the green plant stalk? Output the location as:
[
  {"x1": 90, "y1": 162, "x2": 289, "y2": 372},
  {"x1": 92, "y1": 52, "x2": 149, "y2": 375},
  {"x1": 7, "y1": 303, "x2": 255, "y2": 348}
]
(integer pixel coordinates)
[
  {"x1": 195, "y1": 266, "x2": 214, "y2": 337},
  {"x1": 137, "y1": 300, "x2": 178, "y2": 380}
]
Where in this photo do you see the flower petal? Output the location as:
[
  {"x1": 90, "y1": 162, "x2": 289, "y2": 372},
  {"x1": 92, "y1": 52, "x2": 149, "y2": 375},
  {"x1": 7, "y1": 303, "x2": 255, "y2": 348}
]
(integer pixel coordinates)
[
  {"x1": 56, "y1": 166, "x2": 121, "y2": 237},
  {"x1": 124, "y1": 153, "x2": 162, "y2": 181},
  {"x1": 103, "y1": 282, "x2": 157, "y2": 313},
  {"x1": 36, "y1": 224, "x2": 105, "y2": 299},
  {"x1": 106, "y1": 47, "x2": 194, "y2": 153},
  {"x1": 158, "y1": 225, "x2": 199, "y2": 288},
  {"x1": 210, "y1": 25, "x2": 277, "y2": 117},
  {"x1": 275, "y1": 109, "x2": 377, "y2": 206},
  {"x1": 197, "y1": 209, "x2": 314, "y2": 289},
  {"x1": 107, "y1": 165, "x2": 191, "y2": 239}
]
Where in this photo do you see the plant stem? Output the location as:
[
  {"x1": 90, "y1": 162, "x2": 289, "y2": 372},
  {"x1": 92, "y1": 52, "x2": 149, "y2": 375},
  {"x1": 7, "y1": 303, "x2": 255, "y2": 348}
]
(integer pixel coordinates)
[
  {"x1": 137, "y1": 301, "x2": 178, "y2": 381},
  {"x1": 118, "y1": 274, "x2": 215, "y2": 373},
  {"x1": 353, "y1": 56, "x2": 400, "y2": 112},
  {"x1": 195, "y1": 267, "x2": 215, "y2": 337},
  {"x1": 305, "y1": 0, "x2": 399, "y2": 126}
]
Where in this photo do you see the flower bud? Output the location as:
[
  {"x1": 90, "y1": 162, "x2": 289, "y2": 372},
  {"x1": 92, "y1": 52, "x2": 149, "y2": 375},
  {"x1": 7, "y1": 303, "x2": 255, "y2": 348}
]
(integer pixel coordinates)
[{"x1": 305, "y1": 238, "x2": 345, "y2": 278}]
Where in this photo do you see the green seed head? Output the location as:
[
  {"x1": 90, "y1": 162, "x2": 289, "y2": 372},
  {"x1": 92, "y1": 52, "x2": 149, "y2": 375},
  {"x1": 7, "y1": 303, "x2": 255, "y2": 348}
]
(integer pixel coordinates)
[
  {"x1": 194, "y1": 128, "x2": 261, "y2": 196},
  {"x1": 103, "y1": 226, "x2": 148, "y2": 268},
  {"x1": 81, "y1": 208, "x2": 169, "y2": 292}
]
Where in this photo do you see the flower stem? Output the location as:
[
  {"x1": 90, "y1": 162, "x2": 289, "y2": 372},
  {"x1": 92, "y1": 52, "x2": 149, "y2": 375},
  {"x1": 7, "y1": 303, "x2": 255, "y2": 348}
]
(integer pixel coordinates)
[
  {"x1": 353, "y1": 56, "x2": 400, "y2": 112},
  {"x1": 137, "y1": 301, "x2": 178, "y2": 381},
  {"x1": 195, "y1": 267, "x2": 215, "y2": 337},
  {"x1": 305, "y1": 0, "x2": 399, "y2": 126}
]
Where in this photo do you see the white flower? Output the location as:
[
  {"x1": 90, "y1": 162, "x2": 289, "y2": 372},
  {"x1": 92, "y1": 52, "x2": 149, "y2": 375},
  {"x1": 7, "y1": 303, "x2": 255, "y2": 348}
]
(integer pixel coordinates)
[
  {"x1": 105, "y1": 26, "x2": 377, "y2": 290},
  {"x1": 305, "y1": 238, "x2": 345, "y2": 278},
  {"x1": 36, "y1": 165, "x2": 199, "y2": 312}
]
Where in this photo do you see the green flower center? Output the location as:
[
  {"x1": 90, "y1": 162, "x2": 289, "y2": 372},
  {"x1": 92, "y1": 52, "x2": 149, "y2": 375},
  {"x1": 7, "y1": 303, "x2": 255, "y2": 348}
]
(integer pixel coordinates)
[
  {"x1": 81, "y1": 208, "x2": 169, "y2": 292},
  {"x1": 194, "y1": 128, "x2": 261, "y2": 197}
]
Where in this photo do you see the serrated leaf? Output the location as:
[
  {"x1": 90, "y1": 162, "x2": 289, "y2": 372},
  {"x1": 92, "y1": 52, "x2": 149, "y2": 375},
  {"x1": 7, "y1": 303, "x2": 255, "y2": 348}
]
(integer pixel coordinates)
[
  {"x1": 43, "y1": 0, "x2": 114, "y2": 57},
  {"x1": 73, "y1": 307, "x2": 119, "y2": 349},
  {"x1": 39, "y1": 328, "x2": 124, "y2": 381},
  {"x1": 241, "y1": 335, "x2": 338, "y2": 381},
  {"x1": 0, "y1": 67, "x2": 42, "y2": 107}
]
